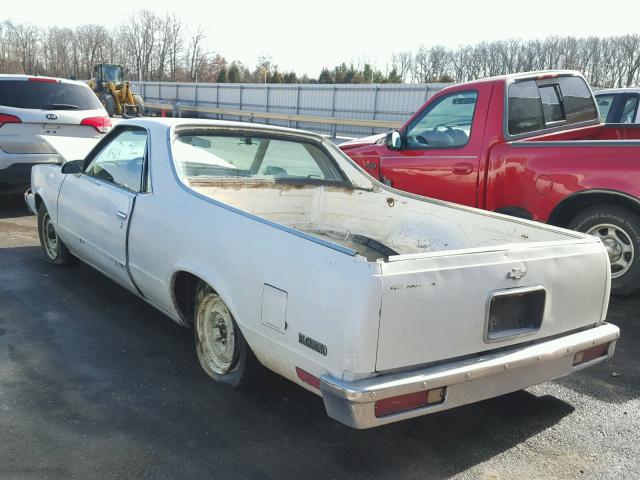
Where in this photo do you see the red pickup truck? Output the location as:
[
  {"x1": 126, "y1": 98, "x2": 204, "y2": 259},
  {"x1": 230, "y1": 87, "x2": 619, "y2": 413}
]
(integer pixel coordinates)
[{"x1": 340, "y1": 71, "x2": 640, "y2": 295}]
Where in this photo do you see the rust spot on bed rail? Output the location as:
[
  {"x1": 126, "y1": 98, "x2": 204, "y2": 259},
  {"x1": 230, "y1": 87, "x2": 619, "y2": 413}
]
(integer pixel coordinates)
[{"x1": 188, "y1": 177, "x2": 356, "y2": 193}]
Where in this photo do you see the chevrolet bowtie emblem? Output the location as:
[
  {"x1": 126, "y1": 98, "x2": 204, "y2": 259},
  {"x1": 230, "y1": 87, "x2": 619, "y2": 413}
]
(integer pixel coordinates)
[{"x1": 507, "y1": 267, "x2": 527, "y2": 280}]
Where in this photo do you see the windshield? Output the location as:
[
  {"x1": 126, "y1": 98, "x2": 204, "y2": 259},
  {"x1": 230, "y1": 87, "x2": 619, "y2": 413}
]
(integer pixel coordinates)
[
  {"x1": 102, "y1": 65, "x2": 123, "y2": 84},
  {"x1": 0, "y1": 80, "x2": 103, "y2": 110}
]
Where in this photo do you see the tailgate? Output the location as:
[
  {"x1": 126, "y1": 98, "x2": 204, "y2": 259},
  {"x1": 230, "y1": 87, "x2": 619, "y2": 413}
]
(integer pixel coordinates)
[{"x1": 376, "y1": 239, "x2": 610, "y2": 371}]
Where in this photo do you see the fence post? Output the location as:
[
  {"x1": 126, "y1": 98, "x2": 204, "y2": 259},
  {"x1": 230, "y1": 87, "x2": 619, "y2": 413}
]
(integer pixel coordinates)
[
  {"x1": 265, "y1": 84, "x2": 270, "y2": 126},
  {"x1": 295, "y1": 85, "x2": 301, "y2": 129},
  {"x1": 216, "y1": 84, "x2": 220, "y2": 120},
  {"x1": 372, "y1": 85, "x2": 379, "y2": 136},
  {"x1": 239, "y1": 84, "x2": 243, "y2": 122},
  {"x1": 330, "y1": 85, "x2": 337, "y2": 138}
]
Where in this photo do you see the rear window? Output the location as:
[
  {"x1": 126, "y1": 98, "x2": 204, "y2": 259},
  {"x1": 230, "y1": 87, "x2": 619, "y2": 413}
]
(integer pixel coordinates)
[
  {"x1": 0, "y1": 80, "x2": 103, "y2": 111},
  {"x1": 172, "y1": 133, "x2": 345, "y2": 184},
  {"x1": 507, "y1": 76, "x2": 598, "y2": 136}
]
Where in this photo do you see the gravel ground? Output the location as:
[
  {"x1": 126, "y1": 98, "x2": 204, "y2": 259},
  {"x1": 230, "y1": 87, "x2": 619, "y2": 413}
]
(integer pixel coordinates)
[{"x1": 0, "y1": 190, "x2": 638, "y2": 480}]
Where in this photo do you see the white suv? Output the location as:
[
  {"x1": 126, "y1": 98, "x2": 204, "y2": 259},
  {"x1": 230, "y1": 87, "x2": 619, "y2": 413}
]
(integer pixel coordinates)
[{"x1": 0, "y1": 74, "x2": 111, "y2": 185}]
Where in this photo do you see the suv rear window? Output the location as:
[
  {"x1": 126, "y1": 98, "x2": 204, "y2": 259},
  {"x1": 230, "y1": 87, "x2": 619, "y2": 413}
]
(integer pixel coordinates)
[
  {"x1": 507, "y1": 76, "x2": 598, "y2": 136},
  {"x1": 0, "y1": 80, "x2": 103, "y2": 110}
]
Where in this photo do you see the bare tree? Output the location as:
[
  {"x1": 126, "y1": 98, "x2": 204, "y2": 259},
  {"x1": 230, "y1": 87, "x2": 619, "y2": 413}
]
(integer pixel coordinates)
[
  {"x1": 6, "y1": 21, "x2": 41, "y2": 74},
  {"x1": 391, "y1": 51, "x2": 413, "y2": 82}
]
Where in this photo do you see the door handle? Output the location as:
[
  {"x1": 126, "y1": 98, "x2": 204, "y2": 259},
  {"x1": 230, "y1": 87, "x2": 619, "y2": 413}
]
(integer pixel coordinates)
[
  {"x1": 452, "y1": 162, "x2": 473, "y2": 175},
  {"x1": 116, "y1": 211, "x2": 128, "y2": 220}
]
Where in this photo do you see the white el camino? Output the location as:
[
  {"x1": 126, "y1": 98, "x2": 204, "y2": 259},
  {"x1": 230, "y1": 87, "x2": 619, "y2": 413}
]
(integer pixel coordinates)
[{"x1": 25, "y1": 118, "x2": 620, "y2": 429}]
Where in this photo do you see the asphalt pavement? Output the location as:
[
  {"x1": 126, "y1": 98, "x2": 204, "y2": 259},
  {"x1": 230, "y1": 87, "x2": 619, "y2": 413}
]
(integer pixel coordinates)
[{"x1": 0, "y1": 189, "x2": 638, "y2": 480}]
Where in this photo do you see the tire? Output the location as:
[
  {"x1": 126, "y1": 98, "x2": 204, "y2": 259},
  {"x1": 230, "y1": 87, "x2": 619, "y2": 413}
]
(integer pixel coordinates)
[
  {"x1": 193, "y1": 282, "x2": 258, "y2": 388},
  {"x1": 133, "y1": 94, "x2": 144, "y2": 117},
  {"x1": 99, "y1": 93, "x2": 116, "y2": 118},
  {"x1": 569, "y1": 204, "x2": 640, "y2": 296},
  {"x1": 37, "y1": 203, "x2": 77, "y2": 266}
]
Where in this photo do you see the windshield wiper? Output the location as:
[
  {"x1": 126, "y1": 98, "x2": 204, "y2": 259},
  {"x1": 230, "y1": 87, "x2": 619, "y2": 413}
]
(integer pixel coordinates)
[{"x1": 46, "y1": 103, "x2": 80, "y2": 110}]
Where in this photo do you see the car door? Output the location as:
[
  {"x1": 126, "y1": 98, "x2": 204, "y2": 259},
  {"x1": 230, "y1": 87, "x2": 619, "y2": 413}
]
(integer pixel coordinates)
[
  {"x1": 57, "y1": 127, "x2": 148, "y2": 290},
  {"x1": 379, "y1": 85, "x2": 491, "y2": 207}
]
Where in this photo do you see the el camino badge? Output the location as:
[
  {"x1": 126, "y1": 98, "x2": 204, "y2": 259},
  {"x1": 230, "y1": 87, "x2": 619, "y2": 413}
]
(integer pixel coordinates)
[
  {"x1": 507, "y1": 267, "x2": 527, "y2": 280},
  {"x1": 298, "y1": 333, "x2": 327, "y2": 356}
]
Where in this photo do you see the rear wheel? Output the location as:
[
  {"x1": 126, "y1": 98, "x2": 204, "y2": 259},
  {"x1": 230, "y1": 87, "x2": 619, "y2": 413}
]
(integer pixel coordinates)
[
  {"x1": 133, "y1": 94, "x2": 144, "y2": 117},
  {"x1": 569, "y1": 205, "x2": 640, "y2": 295},
  {"x1": 37, "y1": 203, "x2": 77, "y2": 266},
  {"x1": 99, "y1": 93, "x2": 115, "y2": 117},
  {"x1": 193, "y1": 282, "x2": 258, "y2": 387}
]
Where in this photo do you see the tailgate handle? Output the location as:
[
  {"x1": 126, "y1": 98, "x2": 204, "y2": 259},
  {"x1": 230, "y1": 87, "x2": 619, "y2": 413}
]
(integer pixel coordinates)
[{"x1": 452, "y1": 162, "x2": 473, "y2": 174}]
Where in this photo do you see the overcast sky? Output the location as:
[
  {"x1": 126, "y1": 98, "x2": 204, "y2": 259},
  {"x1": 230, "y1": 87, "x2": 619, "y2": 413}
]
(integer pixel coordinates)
[{"x1": 4, "y1": 0, "x2": 640, "y2": 76}]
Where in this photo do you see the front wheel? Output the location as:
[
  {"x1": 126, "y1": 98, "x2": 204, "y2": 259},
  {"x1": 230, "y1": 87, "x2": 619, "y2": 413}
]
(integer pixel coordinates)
[
  {"x1": 569, "y1": 205, "x2": 640, "y2": 296},
  {"x1": 194, "y1": 282, "x2": 258, "y2": 388},
  {"x1": 37, "y1": 203, "x2": 77, "y2": 266},
  {"x1": 99, "y1": 93, "x2": 116, "y2": 118}
]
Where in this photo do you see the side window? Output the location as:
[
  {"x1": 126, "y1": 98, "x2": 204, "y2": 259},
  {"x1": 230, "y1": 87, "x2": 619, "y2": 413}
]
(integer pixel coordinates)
[
  {"x1": 85, "y1": 129, "x2": 147, "y2": 192},
  {"x1": 508, "y1": 80, "x2": 544, "y2": 135},
  {"x1": 405, "y1": 91, "x2": 478, "y2": 148},
  {"x1": 620, "y1": 96, "x2": 639, "y2": 123},
  {"x1": 596, "y1": 94, "x2": 616, "y2": 122}
]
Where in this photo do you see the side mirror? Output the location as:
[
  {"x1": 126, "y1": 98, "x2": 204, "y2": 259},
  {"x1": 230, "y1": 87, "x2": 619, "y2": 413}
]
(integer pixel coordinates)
[
  {"x1": 61, "y1": 159, "x2": 84, "y2": 175},
  {"x1": 386, "y1": 130, "x2": 403, "y2": 150}
]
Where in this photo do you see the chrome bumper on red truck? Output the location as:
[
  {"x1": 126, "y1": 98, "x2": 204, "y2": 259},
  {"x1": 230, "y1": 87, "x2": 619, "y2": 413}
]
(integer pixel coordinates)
[{"x1": 320, "y1": 323, "x2": 620, "y2": 429}]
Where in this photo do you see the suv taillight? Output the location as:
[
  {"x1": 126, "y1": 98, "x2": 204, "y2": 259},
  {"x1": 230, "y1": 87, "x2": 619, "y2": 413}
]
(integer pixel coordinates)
[
  {"x1": 0, "y1": 114, "x2": 21, "y2": 128},
  {"x1": 81, "y1": 116, "x2": 112, "y2": 134}
]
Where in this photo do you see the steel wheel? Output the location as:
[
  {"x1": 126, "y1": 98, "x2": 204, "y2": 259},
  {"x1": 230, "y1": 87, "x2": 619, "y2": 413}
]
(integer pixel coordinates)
[
  {"x1": 195, "y1": 292, "x2": 238, "y2": 375},
  {"x1": 41, "y1": 211, "x2": 59, "y2": 260},
  {"x1": 587, "y1": 223, "x2": 634, "y2": 278}
]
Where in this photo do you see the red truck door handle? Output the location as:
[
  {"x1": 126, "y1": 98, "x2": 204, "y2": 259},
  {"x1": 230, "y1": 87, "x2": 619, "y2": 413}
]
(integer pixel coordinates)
[{"x1": 452, "y1": 162, "x2": 473, "y2": 174}]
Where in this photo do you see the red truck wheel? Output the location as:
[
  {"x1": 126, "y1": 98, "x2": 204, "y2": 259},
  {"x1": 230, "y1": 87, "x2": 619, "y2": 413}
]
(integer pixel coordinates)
[{"x1": 570, "y1": 205, "x2": 640, "y2": 296}]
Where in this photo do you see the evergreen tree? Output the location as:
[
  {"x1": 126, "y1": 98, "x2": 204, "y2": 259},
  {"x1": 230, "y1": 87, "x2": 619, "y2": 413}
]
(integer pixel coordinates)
[
  {"x1": 228, "y1": 63, "x2": 242, "y2": 82},
  {"x1": 318, "y1": 68, "x2": 333, "y2": 83},
  {"x1": 216, "y1": 67, "x2": 228, "y2": 83}
]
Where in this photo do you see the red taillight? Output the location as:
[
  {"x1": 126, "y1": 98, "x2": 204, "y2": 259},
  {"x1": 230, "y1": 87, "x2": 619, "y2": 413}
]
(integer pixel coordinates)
[
  {"x1": 374, "y1": 387, "x2": 446, "y2": 418},
  {"x1": 0, "y1": 114, "x2": 21, "y2": 128},
  {"x1": 295, "y1": 367, "x2": 321, "y2": 389},
  {"x1": 28, "y1": 77, "x2": 59, "y2": 83},
  {"x1": 573, "y1": 343, "x2": 610, "y2": 366},
  {"x1": 81, "y1": 116, "x2": 112, "y2": 134}
]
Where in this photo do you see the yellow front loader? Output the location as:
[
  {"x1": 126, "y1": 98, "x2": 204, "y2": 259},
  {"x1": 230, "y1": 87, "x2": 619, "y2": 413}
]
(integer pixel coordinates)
[{"x1": 88, "y1": 64, "x2": 144, "y2": 118}]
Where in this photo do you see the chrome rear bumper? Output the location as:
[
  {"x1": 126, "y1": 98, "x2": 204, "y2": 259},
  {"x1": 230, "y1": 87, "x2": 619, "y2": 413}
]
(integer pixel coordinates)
[
  {"x1": 24, "y1": 189, "x2": 37, "y2": 215},
  {"x1": 320, "y1": 323, "x2": 620, "y2": 429}
]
